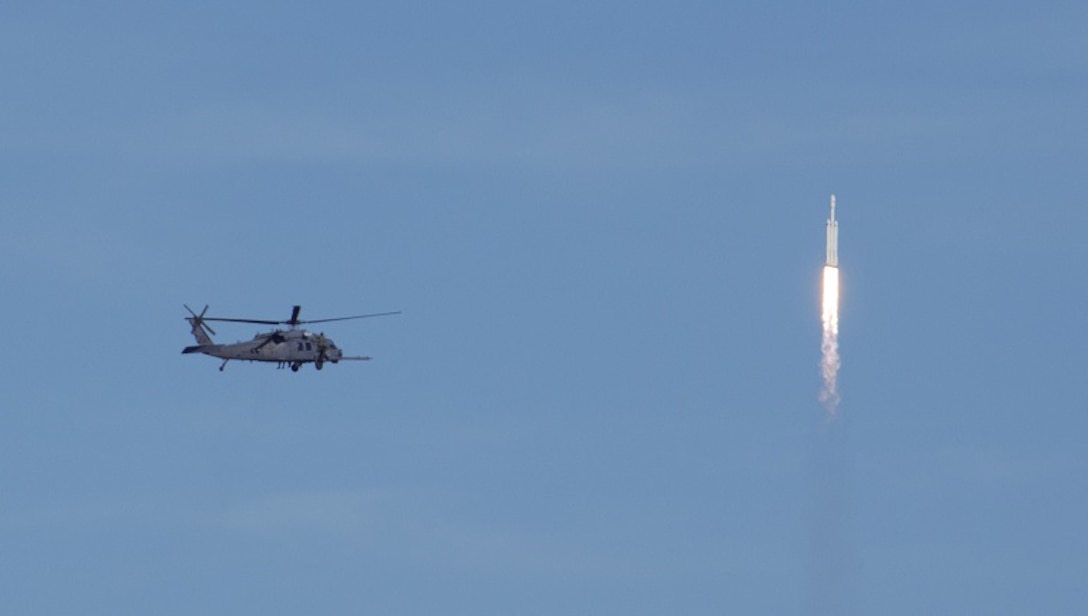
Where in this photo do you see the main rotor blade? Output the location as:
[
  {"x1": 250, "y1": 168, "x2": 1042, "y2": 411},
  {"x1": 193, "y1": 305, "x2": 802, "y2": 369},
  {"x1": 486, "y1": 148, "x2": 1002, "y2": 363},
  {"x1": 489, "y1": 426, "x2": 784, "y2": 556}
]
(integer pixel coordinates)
[
  {"x1": 201, "y1": 317, "x2": 284, "y2": 325},
  {"x1": 299, "y1": 311, "x2": 402, "y2": 324},
  {"x1": 200, "y1": 310, "x2": 400, "y2": 326},
  {"x1": 289, "y1": 305, "x2": 302, "y2": 326}
]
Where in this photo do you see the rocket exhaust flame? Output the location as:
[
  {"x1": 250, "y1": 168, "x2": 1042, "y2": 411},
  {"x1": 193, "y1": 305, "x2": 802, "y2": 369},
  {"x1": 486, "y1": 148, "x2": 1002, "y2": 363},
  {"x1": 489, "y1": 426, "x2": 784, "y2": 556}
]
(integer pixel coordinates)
[
  {"x1": 821, "y1": 265, "x2": 840, "y2": 416},
  {"x1": 820, "y1": 195, "x2": 841, "y2": 417}
]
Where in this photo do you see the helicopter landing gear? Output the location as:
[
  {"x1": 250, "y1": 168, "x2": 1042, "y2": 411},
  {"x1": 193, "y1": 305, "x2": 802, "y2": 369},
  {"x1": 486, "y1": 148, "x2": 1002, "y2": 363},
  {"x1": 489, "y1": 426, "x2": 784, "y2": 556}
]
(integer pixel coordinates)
[
  {"x1": 315, "y1": 360, "x2": 324, "y2": 371},
  {"x1": 290, "y1": 362, "x2": 301, "y2": 372},
  {"x1": 219, "y1": 359, "x2": 229, "y2": 372}
]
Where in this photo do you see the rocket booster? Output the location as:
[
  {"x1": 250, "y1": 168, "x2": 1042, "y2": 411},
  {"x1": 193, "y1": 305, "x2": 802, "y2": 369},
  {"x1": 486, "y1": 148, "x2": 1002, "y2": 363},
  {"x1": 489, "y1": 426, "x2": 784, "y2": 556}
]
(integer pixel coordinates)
[{"x1": 826, "y1": 194, "x2": 838, "y2": 267}]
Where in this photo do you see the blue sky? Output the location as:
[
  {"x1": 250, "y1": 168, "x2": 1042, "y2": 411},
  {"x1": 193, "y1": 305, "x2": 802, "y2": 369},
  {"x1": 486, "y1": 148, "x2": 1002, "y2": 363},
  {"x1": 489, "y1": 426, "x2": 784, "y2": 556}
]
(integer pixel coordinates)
[{"x1": 2, "y1": 2, "x2": 1086, "y2": 614}]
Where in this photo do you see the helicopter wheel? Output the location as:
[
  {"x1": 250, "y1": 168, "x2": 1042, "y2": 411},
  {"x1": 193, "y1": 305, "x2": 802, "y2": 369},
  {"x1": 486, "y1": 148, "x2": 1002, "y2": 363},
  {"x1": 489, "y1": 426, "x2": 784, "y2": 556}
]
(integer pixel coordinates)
[
  {"x1": 290, "y1": 363, "x2": 300, "y2": 372},
  {"x1": 315, "y1": 361, "x2": 324, "y2": 371}
]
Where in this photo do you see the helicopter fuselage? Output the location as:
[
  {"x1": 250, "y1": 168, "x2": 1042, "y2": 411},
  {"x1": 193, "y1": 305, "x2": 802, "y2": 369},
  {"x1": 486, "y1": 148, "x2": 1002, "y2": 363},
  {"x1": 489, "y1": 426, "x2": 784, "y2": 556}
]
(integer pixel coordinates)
[
  {"x1": 198, "y1": 330, "x2": 342, "y2": 362},
  {"x1": 184, "y1": 329, "x2": 362, "y2": 372}
]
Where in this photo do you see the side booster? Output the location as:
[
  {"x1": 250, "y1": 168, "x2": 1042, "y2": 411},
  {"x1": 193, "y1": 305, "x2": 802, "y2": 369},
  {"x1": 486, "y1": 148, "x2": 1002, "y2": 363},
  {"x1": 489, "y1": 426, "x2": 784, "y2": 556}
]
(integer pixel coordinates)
[{"x1": 826, "y1": 194, "x2": 838, "y2": 267}]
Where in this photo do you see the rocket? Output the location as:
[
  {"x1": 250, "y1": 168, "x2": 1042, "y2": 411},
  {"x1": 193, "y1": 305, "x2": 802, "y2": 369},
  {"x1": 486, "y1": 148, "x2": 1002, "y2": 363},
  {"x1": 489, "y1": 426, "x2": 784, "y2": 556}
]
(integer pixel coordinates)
[{"x1": 825, "y1": 194, "x2": 838, "y2": 267}]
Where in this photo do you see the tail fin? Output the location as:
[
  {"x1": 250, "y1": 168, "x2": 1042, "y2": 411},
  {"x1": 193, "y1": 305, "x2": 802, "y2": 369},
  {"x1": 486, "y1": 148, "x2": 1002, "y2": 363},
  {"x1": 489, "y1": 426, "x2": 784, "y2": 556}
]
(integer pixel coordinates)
[{"x1": 184, "y1": 304, "x2": 216, "y2": 346}]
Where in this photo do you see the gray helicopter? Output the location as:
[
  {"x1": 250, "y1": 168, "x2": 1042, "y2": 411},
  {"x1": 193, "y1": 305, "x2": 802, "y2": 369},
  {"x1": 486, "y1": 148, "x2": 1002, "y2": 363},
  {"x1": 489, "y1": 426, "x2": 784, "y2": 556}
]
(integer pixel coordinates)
[{"x1": 183, "y1": 304, "x2": 399, "y2": 372}]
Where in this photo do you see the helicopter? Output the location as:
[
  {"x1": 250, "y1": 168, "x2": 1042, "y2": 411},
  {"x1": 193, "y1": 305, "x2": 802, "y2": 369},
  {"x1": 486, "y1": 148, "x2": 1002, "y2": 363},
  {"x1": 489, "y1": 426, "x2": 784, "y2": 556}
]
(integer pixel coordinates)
[{"x1": 182, "y1": 304, "x2": 399, "y2": 372}]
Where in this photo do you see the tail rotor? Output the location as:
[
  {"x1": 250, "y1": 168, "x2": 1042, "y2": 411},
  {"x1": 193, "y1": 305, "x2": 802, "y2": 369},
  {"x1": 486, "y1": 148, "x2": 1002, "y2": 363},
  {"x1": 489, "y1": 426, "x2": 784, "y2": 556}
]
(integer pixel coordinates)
[{"x1": 184, "y1": 304, "x2": 217, "y2": 345}]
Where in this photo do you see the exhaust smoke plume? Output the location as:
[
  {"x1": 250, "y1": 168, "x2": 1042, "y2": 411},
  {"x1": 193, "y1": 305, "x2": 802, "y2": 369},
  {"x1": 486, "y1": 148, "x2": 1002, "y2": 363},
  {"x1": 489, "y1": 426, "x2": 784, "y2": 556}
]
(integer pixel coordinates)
[{"x1": 820, "y1": 264, "x2": 840, "y2": 417}]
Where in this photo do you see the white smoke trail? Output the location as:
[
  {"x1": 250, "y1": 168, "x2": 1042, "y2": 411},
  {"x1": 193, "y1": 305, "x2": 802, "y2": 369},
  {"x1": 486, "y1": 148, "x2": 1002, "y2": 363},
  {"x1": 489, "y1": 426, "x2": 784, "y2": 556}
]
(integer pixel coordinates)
[{"x1": 820, "y1": 265, "x2": 840, "y2": 417}]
